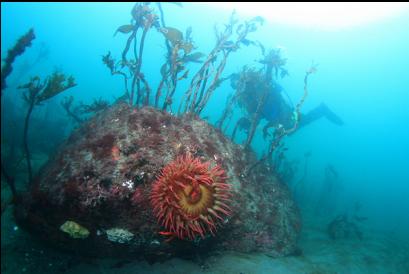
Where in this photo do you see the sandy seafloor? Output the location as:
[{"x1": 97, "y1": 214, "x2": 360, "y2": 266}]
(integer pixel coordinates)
[{"x1": 2, "y1": 202, "x2": 409, "y2": 274}]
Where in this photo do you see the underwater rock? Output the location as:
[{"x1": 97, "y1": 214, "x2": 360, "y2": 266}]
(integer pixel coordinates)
[
  {"x1": 106, "y1": 228, "x2": 134, "y2": 244},
  {"x1": 15, "y1": 103, "x2": 301, "y2": 260},
  {"x1": 59, "y1": 220, "x2": 90, "y2": 239},
  {"x1": 327, "y1": 214, "x2": 363, "y2": 240}
]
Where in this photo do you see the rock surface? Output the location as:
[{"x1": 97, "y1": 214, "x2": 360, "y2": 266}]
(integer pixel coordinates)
[{"x1": 15, "y1": 103, "x2": 301, "y2": 260}]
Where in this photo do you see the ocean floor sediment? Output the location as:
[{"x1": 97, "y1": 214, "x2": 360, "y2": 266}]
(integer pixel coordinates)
[{"x1": 2, "y1": 205, "x2": 408, "y2": 274}]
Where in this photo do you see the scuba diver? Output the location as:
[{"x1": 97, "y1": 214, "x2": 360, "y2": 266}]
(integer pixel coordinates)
[{"x1": 230, "y1": 72, "x2": 344, "y2": 131}]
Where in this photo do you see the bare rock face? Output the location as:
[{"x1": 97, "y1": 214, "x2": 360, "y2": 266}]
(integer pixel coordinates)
[{"x1": 15, "y1": 103, "x2": 301, "y2": 261}]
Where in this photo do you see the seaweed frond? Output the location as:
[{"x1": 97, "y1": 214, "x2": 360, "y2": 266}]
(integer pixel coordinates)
[
  {"x1": 1, "y1": 28, "x2": 36, "y2": 92},
  {"x1": 36, "y1": 71, "x2": 77, "y2": 103}
]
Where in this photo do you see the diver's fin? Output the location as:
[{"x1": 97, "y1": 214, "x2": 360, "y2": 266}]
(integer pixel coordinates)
[
  {"x1": 320, "y1": 103, "x2": 344, "y2": 126},
  {"x1": 299, "y1": 102, "x2": 344, "y2": 129}
]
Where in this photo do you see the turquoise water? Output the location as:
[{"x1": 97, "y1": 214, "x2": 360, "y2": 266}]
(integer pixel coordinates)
[{"x1": 2, "y1": 2, "x2": 409, "y2": 273}]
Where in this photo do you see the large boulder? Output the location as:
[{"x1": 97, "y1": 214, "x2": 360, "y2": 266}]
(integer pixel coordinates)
[{"x1": 15, "y1": 103, "x2": 301, "y2": 261}]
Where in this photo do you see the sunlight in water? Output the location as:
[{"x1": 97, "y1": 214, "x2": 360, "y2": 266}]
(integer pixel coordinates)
[{"x1": 206, "y1": 2, "x2": 409, "y2": 30}]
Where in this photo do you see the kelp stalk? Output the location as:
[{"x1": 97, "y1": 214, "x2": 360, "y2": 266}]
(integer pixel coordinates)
[
  {"x1": 134, "y1": 27, "x2": 149, "y2": 106},
  {"x1": 1, "y1": 29, "x2": 36, "y2": 199},
  {"x1": 19, "y1": 72, "x2": 77, "y2": 183},
  {"x1": 115, "y1": 3, "x2": 158, "y2": 107},
  {"x1": 195, "y1": 51, "x2": 229, "y2": 114},
  {"x1": 1, "y1": 29, "x2": 35, "y2": 92},
  {"x1": 246, "y1": 67, "x2": 316, "y2": 175},
  {"x1": 244, "y1": 84, "x2": 270, "y2": 149},
  {"x1": 102, "y1": 52, "x2": 131, "y2": 104},
  {"x1": 162, "y1": 45, "x2": 181, "y2": 111},
  {"x1": 156, "y1": 3, "x2": 172, "y2": 54},
  {"x1": 181, "y1": 13, "x2": 262, "y2": 115},
  {"x1": 61, "y1": 96, "x2": 83, "y2": 124},
  {"x1": 180, "y1": 24, "x2": 232, "y2": 115},
  {"x1": 23, "y1": 94, "x2": 36, "y2": 182}
]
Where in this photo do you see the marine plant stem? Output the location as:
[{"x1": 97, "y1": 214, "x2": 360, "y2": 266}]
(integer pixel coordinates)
[
  {"x1": 192, "y1": 21, "x2": 250, "y2": 115},
  {"x1": 178, "y1": 58, "x2": 215, "y2": 115},
  {"x1": 154, "y1": 3, "x2": 173, "y2": 109},
  {"x1": 135, "y1": 28, "x2": 148, "y2": 106},
  {"x1": 140, "y1": 75, "x2": 151, "y2": 106},
  {"x1": 163, "y1": 42, "x2": 187, "y2": 111},
  {"x1": 163, "y1": 77, "x2": 178, "y2": 111},
  {"x1": 114, "y1": 71, "x2": 129, "y2": 99},
  {"x1": 23, "y1": 99, "x2": 35, "y2": 184},
  {"x1": 179, "y1": 28, "x2": 228, "y2": 115},
  {"x1": 155, "y1": 76, "x2": 165, "y2": 108},
  {"x1": 244, "y1": 83, "x2": 270, "y2": 149},
  {"x1": 217, "y1": 76, "x2": 246, "y2": 131},
  {"x1": 186, "y1": 48, "x2": 223, "y2": 114},
  {"x1": 157, "y1": 3, "x2": 172, "y2": 54},
  {"x1": 126, "y1": 29, "x2": 138, "y2": 106},
  {"x1": 162, "y1": 70, "x2": 178, "y2": 111},
  {"x1": 63, "y1": 104, "x2": 83, "y2": 124},
  {"x1": 1, "y1": 29, "x2": 35, "y2": 93},
  {"x1": 245, "y1": 70, "x2": 313, "y2": 175},
  {"x1": 195, "y1": 51, "x2": 229, "y2": 114},
  {"x1": 193, "y1": 67, "x2": 210, "y2": 111},
  {"x1": 231, "y1": 119, "x2": 241, "y2": 142},
  {"x1": 179, "y1": 67, "x2": 205, "y2": 114},
  {"x1": 133, "y1": 30, "x2": 138, "y2": 63},
  {"x1": 130, "y1": 76, "x2": 137, "y2": 106},
  {"x1": 122, "y1": 30, "x2": 137, "y2": 64}
]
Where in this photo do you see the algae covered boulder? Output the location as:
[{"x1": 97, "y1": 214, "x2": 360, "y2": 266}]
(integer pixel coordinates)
[{"x1": 15, "y1": 103, "x2": 301, "y2": 260}]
